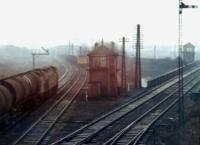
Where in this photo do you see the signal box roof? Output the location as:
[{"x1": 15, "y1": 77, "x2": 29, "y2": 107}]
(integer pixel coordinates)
[
  {"x1": 88, "y1": 43, "x2": 118, "y2": 57},
  {"x1": 183, "y1": 42, "x2": 195, "y2": 49}
]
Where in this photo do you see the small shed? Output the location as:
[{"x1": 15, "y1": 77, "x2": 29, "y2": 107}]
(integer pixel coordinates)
[
  {"x1": 183, "y1": 42, "x2": 195, "y2": 63},
  {"x1": 88, "y1": 42, "x2": 119, "y2": 98}
]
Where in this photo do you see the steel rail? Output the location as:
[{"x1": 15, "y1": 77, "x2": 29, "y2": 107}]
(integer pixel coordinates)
[
  {"x1": 12, "y1": 68, "x2": 86, "y2": 145},
  {"x1": 36, "y1": 71, "x2": 87, "y2": 145},
  {"x1": 77, "y1": 69, "x2": 199, "y2": 145},
  {"x1": 51, "y1": 67, "x2": 200, "y2": 145},
  {"x1": 132, "y1": 83, "x2": 199, "y2": 145},
  {"x1": 0, "y1": 62, "x2": 72, "y2": 129},
  {"x1": 104, "y1": 72, "x2": 199, "y2": 145}
]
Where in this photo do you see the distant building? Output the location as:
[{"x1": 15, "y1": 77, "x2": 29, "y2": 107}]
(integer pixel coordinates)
[
  {"x1": 77, "y1": 47, "x2": 89, "y2": 66},
  {"x1": 77, "y1": 56, "x2": 88, "y2": 65},
  {"x1": 183, "y1": 42, "x2": 195, "y2": 63},
  {"x1": 88, "y1": 42, "x2": 119, "y2": 98}
]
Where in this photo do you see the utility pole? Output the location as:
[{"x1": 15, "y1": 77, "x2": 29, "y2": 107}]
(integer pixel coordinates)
[
  {"x1": 32, "y1": 47, "x2": 49, "y2": 69},
  {"x1": 120, "y1": 37, "x2": 128, "y2": 93},
  {"x1": 178, "y1": 0, "x2": 197, "y2": 124},
  {"x1": 135, "y1": 24, "x2": 142, "y2": 88}
]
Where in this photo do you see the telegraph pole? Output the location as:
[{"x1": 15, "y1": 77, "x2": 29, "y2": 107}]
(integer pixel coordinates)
[
  {"x1": 135, "y1": 24, "x2": 142, "y2": 88},
  {"x1": 120, "y1": 37, "x2": 128, "y2": 93},
  {"x1": 178, "y1": 0, "x2": 197, "y2": 124}
]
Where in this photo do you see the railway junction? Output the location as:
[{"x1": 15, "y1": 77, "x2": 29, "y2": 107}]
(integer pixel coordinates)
[{"x1": 0, "y1": 41, "x2": 199, "y2": 145}]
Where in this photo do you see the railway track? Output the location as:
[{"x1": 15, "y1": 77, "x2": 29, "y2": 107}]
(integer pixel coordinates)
[
  {"x1": 57, "y1": 62, "x2": 76, "y2": 88},
  {"x1": 37, "y1": 73, "x2": 88, "y2": 145},
  {"x1": 0, "y1": 62, "x2": 77, "y2": 144},
  {"x1": 51, "y1": 67, "x2": 200, "y2": 145},
  {"x1": 0, "y1": 62, "x2": 70, "y2": 127},
  {"x1": 104, "y1": 70, "x2": 199, "y2": 145},
  {"x1": 0, "y1": 62, "x2": 69, "y2": 117},
  {"x1": 12, "y1": 68, "x2": 87, "y2": 145}
]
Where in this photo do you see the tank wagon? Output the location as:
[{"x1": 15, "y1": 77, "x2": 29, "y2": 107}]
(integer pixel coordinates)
[{"x1": 0, "y1": 66, "x2": 58, "y2": 115}]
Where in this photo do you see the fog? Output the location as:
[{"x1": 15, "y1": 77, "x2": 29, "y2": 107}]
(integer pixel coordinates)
[{"x1": 0, "y1": 42, "x2": 198, "y2": 78}]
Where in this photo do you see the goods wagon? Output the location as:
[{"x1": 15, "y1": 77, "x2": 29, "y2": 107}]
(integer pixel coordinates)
[{"x1": 0, "y1": 66, "x2": 58, "y2": 115}]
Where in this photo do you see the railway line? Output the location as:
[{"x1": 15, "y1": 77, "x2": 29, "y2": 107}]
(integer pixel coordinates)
[
  {"x1": 0, "y1": 66, "x2": 59, "y2": 135},
  {"x1": 12, "y1": 68, "x2": 87, "y2": 145},
  {"x1": 37, "y1": 71, "x2": 88, "y2": 145},
  {"x1": 51, "y1": 66, "x2": 200, "y2": 145},
  {"x1": 104, "y1": 71, "x2": 199, "y2": 145},
  {"x1": 0, "y1": 62, "x2": 69, "y2": 129},
  {"x1": 57, "y1": 61, "x2": 74, "y2": 85},
  {"x1": 0, "y1": 61, "x2": 79, "y2": 144},
  {"x1": 1, "y1": 60, "x2": 199, "y2": 145}
]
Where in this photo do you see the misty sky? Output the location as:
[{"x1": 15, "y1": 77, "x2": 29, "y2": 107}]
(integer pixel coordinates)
[{"x1": 0, "y1": 0, "x2": 199, "y2": 48}]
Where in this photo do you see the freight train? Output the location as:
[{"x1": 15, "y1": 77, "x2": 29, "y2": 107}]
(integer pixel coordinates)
[{"x1": 0, "y1": 66, "x2": 58, "y2": 116}]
